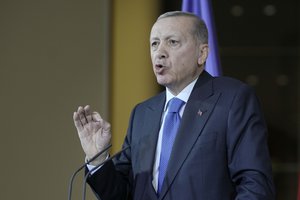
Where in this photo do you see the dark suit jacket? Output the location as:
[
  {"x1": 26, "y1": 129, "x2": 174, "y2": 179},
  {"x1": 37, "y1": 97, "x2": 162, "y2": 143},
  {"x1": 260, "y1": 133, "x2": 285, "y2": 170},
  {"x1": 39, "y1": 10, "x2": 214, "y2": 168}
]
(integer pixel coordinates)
[{"x1": 87, "y1": 71, "x2": 275, "y2": 200}]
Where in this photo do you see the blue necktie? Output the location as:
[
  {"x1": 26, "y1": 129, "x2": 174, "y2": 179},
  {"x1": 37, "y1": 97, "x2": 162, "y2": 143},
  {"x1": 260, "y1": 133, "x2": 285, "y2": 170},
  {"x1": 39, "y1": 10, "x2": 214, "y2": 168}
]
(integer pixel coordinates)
[{"x1": 158, "y1": 98, "x2": 184, "y2": 195}]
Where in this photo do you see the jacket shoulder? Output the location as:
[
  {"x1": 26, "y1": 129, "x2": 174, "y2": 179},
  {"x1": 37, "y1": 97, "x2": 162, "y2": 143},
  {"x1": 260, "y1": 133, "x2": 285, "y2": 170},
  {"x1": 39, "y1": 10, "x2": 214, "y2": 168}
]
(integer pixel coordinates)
[
  {"x1": 133, "y1": 91, "x2": 165, "y2": 110},
  {"x1": 213, "y1": 76, "x2": 253, "y2": 93}
]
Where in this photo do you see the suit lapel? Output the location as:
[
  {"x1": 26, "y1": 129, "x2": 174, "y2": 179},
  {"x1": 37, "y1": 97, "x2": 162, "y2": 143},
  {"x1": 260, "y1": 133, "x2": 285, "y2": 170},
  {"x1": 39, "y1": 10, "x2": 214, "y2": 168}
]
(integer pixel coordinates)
[
  {"x1": 133, "y1": 93, "x2": 165, "y2": 200},
  {"x1": 138, "y1": 93, "x2": 166, "y2": 173},
  {"x1": 158, "y1": 72, "x2": 221, "y2": 199}
]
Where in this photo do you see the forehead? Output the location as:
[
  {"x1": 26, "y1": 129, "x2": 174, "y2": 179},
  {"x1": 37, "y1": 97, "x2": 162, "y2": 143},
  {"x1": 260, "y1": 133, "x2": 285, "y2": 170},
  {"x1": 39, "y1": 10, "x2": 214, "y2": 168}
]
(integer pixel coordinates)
[{"x1": 150, "y1": 16, "x2": 194, "y2": 39}]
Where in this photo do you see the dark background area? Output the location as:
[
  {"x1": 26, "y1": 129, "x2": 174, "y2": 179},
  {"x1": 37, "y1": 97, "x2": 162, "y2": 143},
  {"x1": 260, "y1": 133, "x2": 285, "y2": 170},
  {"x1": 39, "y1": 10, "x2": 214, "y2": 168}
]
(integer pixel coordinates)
[{"x1": 161, "y1": 0, "x2": 299, "y2": 199}]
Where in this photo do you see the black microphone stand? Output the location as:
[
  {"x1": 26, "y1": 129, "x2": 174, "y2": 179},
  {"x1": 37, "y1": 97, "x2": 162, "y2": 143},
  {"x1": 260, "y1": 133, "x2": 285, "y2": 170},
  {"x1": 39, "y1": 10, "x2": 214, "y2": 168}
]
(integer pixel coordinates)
[
  {"x1": 82, "y1": 146, "x2": 130, "y2": 200},
  {"x1": 68, "y1": 144, "x2": 112, "y2": 200}
]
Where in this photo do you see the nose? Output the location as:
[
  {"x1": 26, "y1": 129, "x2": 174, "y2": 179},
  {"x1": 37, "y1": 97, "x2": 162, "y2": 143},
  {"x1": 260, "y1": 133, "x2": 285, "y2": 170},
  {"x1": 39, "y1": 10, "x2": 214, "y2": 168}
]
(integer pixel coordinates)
[{"x1": 156, "y1": 43, "x2": 168, "y2": 59}]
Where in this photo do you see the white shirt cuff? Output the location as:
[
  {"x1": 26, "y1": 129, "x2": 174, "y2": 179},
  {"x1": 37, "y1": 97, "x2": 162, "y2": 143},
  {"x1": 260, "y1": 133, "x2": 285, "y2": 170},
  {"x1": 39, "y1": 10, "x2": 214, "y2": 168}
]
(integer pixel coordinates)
[{"x1": 85, "y1": 154, "x2": 109, "y2": 175}]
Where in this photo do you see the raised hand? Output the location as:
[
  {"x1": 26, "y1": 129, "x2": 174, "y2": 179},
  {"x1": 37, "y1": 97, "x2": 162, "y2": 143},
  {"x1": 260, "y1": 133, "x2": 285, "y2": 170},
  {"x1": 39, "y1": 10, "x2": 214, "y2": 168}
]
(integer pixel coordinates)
[{"x1": 73, "y1": 105, "x2": 111, "y2": 165}]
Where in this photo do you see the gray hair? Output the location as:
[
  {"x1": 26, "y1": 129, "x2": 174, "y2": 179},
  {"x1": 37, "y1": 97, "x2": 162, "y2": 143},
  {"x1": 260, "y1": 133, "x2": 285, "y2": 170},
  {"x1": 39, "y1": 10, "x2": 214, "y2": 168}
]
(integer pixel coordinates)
[{"x1": 157, "y1": 11, "x2": 208, "y2": 44}]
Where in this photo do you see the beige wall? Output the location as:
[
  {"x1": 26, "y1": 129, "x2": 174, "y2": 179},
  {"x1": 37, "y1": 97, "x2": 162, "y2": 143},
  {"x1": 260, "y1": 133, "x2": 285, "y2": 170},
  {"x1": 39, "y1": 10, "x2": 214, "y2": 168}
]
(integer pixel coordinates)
[
  {"x1": 0, "y1": 0, "x2": 161, "y2": 199},
  {"x1": 0, "y1": 0, "x2": 110, "y2": 199}
]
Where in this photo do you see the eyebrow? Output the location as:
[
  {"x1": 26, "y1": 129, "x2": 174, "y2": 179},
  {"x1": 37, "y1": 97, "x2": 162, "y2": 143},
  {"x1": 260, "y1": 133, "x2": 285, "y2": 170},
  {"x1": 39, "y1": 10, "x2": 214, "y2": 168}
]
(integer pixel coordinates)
[{"x1": 150, "y1": 34, "x2": 179, "y2": 41}]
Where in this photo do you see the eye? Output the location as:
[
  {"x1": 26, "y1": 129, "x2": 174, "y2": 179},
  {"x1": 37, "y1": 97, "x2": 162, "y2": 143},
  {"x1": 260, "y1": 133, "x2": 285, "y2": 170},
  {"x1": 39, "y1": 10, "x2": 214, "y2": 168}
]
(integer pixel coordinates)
[
  {"x1": 151, "y1": 41, "x2": 159, "y2": 49},
  {"x1": 168, "y1": 39, "x2": 179, "y2": 46}
]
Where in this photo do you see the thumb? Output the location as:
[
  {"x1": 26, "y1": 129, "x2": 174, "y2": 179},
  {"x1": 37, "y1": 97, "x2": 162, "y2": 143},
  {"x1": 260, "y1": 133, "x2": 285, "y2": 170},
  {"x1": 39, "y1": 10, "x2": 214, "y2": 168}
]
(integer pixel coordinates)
[
  {"x1": 92, "y1": 112, "x2": 111, "y2": 136},
  {"x1": 102, "y1": 121, "x2": 111, "y2": 133}
]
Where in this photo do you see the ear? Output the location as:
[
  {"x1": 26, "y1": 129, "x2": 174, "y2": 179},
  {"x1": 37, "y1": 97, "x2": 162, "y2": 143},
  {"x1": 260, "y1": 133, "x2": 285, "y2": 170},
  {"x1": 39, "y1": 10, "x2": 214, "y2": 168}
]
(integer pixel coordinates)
[{"x1": 197, "y1": 44, "x2": 209, "y2": 66}]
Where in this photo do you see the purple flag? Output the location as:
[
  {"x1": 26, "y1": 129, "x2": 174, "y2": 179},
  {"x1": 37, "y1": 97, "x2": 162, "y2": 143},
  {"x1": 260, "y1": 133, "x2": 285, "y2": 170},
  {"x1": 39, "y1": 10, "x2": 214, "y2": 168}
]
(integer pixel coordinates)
[{"x1": 182, "y1": 0, "x2": 222, "y2": 76}]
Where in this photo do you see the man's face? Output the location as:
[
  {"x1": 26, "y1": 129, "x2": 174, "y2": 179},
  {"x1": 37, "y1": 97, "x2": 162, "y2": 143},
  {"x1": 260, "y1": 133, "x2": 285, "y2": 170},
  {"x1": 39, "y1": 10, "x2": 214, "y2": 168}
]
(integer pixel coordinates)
[{"x1": 150, "y1": 16, "x2": 208, "y2": 95}]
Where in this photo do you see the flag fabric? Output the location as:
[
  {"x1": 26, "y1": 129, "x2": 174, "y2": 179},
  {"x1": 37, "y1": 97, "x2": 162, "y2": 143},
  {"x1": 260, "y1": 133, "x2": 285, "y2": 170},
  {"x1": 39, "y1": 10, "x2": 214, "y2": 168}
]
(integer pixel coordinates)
[{"x1": 182, "y1": 0, "x2": 222, "y2": 76}]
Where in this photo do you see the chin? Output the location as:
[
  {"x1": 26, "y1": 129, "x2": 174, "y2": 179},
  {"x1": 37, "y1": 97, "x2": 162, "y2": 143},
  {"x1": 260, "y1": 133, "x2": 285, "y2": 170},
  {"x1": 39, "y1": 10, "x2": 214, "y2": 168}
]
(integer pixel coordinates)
[
  {"x1": 156, "y1": 78, "x2": 168, "y2": 87},
  {"x1": 155, "y1": 74, "x2": 173, "y2": 87}
]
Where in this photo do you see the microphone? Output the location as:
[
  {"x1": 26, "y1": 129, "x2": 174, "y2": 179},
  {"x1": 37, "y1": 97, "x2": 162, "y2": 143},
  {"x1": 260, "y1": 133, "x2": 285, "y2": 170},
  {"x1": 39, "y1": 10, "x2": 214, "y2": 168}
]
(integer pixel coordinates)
[
  {"x1": 82, "y1": 145, "x2": 131, "y2": 200},
  {"x1": 68, "y1": 144, "x2": 112, "y2": 200}
]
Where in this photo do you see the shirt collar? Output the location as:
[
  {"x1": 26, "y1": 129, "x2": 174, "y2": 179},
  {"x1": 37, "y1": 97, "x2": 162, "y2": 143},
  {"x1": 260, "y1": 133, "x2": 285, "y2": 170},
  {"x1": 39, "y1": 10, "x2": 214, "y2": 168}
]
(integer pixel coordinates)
[{"x1": 164, "y1": 78, "x2": 198, "y2": 111}]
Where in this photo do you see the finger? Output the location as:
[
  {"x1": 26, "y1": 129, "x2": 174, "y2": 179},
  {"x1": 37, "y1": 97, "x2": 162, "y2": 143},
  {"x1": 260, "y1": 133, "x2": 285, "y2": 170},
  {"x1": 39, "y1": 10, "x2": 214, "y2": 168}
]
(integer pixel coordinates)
[
  {"x1": 73, "y1": 111, "x2": 83, "y2": 131},
  {"x1": 92, "y1": 112, "x2": 101, "y2": 122},
  {"x1": 84, "y1": 105, "x2": 93, "y2": 122},
  {"x1": 77, "y1": 106, "x2": 88, "y2": 126},
  {"x1": 75, "y1": 106, "x2": 84, "y2": 127},
  {"x1": 92, "y1": 112, "x2": 111, "y2": 136}
]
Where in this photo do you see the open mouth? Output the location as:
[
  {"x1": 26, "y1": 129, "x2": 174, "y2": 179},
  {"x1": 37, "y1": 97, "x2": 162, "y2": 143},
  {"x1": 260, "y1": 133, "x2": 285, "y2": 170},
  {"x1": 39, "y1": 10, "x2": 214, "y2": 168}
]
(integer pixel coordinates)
[
  {"x1": 155, "y1": 64, "x2": 166, "y2": 74},
  {"x1": 155, "y1": 64, "x2": 164, "y2": 68}
]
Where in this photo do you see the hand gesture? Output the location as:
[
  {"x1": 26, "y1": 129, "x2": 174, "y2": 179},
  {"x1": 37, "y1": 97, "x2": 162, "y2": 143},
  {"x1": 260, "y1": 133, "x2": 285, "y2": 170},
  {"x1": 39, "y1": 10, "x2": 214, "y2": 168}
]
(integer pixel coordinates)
[{"x1": 73, "y1": 105, "x2": 111, "y2": 165}]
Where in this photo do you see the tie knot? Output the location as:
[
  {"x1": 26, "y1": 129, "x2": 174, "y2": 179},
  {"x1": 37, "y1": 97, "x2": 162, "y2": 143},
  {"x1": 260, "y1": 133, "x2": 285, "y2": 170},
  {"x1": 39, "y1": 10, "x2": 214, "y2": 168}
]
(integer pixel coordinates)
[{"x1": 167, "y1": 98, "x2": 184, "y2": 113}]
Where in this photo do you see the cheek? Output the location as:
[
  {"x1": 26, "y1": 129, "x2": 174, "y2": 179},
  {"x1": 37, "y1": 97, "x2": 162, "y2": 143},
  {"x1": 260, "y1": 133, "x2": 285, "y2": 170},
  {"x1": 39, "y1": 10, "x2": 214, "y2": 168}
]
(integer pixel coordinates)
[
  {"x1": 150, "y1": 53, "x2": 154, "y2": 64},
  {"x1": 170, "y1": 49, "x2": 198, "y2": 73},
  {"x1": 176, "y1": 60, "x2": 199, "y2": 79},
  {"x1": 171, "y1": 63, "x2": 189, "y2": 81}
]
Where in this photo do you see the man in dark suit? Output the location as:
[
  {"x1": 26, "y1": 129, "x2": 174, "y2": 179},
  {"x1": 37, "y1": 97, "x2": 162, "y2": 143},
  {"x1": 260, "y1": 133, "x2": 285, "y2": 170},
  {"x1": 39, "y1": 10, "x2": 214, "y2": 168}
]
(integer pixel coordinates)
[{"x1": 73, "y1": 11, "x2": 275, "y2": 199}]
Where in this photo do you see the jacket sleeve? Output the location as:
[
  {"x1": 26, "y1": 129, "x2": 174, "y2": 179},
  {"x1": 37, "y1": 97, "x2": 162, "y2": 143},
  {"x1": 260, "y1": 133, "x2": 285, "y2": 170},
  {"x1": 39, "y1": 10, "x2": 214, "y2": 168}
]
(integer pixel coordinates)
[
  {"x1": 86, "y1": 106, "x2": 138, "y2": 200},
  {"x1": 226, "y1": 84, "x2": 276, "y2": 199}
]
